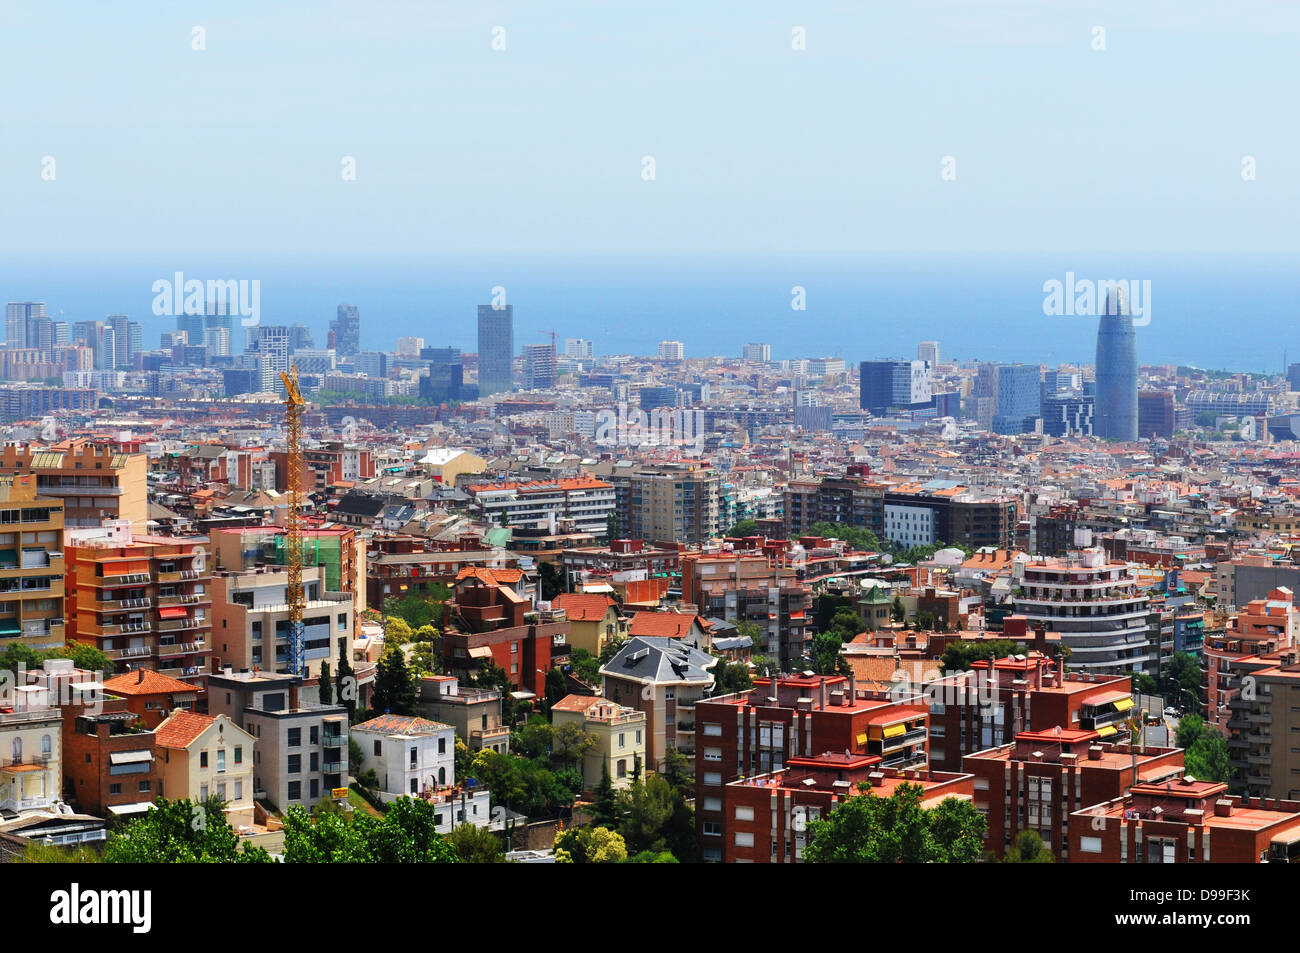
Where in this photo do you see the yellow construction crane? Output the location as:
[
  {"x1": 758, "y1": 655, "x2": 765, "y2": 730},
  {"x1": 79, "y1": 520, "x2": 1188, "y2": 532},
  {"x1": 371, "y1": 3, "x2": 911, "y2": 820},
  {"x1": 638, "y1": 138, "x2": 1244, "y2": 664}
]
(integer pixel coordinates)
[{"x1": 281, "y1": 365, "x2": 307, "y2": 676}]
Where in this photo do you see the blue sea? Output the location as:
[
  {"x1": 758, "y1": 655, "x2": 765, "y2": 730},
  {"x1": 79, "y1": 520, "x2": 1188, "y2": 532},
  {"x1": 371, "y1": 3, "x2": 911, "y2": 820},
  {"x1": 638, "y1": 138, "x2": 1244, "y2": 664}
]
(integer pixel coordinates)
[{"x1": 2, "y1": 253, "x2": 1295, "y2": 372}]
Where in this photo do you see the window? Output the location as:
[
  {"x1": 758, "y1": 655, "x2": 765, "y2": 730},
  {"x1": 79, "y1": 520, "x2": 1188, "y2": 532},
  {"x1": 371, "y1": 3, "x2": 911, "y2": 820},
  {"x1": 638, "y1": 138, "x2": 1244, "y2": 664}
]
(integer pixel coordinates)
[
  {"x1": 200, "y1": 750, "x2": 208, "y2": 768},
  {"x1": 110, "y1": 783, "x2": 122, "y2": 796},
  {"x1": 704, "y1": 771, "x2": 722, "y2": 786},
  {"x1": 310, "y1": 752, "x2": 319, "y2": 772},
  {"x1": 703, "y1": 797, "x2": 722, "y2": 812},
  {"x1": 702, "y1": 822, "x2": 722, "y2": 836},
  {"x1": 287, "y1": 781, "x2": 301, "y2": 801},
  {"x1": 217, "y1": 782, "x2": 226, "y2": 800},
  {"x1": 410, "y1": 748, "x2": 418, "y2": 768},
  {"x1": 287, "y1": 727, "x2": 301, "y2": 747},
  {"x1": 234, "y1": 781, "x2": 243, "y2": 800},
  {"x1": 411, "y1": 778, "x2": 419, "y2": 794},
  {"x1": 310, "y1": 726, "x2": 319, "y2": 745},
  {"x1": 734, "y1": 806, "x2": 754, "y2": 821},
  {"x1": 234, "y1": 746, "x2": 243, "y2": 764},
  {"x1": 734, "y1": 832, "x2": 754, "y2": 848},
  {"x1": 438, "y1": 737, "x2": 446, "y2": 754},
  {"x1": 217, "y1": 749, "x2": 226, "y2": 773},
  {"x1": 617, "y1": 759, "x2": 627, "y2": 778},
  {"x1": 200, "y1": 784, "x2": 209, "y2": 800},
  {"x1": 618, "y1": 733, "x2": 626, "y2": 749},
  {"x1": 311, "y1": 779, "x2": 320, "y2": 799},
  {"x1": 374, "y1": 740, "x2": 382, "y2": 756},
  {"x1": 287, "y1": 754, "x2": 302, "y2": 774}
]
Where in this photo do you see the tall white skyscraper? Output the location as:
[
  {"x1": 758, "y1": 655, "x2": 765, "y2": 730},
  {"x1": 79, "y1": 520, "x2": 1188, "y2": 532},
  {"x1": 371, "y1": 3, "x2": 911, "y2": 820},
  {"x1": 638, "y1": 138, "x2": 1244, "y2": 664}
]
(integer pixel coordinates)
[
  {"x1": 743, "y1": 342, "x2": 770, "y2": 362},
  {"x1": 918, "y1": 341, "x2": 940, "y2": 366},
  {"x1": 658, "y1": 340, "x2": 684, "y2": 361}
]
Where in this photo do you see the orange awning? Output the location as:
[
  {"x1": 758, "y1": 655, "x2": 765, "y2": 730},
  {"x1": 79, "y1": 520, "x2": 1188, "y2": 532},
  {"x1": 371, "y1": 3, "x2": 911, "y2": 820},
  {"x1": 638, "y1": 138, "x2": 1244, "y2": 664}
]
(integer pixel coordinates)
[{"x1": 158, "y1": 606, "x2": 187, "y2": 620}]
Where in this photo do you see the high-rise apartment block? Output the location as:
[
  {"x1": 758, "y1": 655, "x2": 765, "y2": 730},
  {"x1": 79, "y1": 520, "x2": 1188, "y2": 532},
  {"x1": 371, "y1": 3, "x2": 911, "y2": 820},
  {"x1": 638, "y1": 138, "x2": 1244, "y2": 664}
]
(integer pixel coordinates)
[
  {"x1": 331, "y1": 304, "x2": 361, "y2": 357},
  {"x1": 0, "y1": 474, "x2": 66, "y2": 653},
  {"x1": 0, "y1": 441, "x2": 147, "y2": 536},
  {"x1": 477, "y1": 304, "x2": 514, "y2": 397},
  {"x1": 65, "y1": 523, "x2": 213, "y2": 694},
  {"x1": 859, "y1": 360, "x2": 932, "y2": 415}
]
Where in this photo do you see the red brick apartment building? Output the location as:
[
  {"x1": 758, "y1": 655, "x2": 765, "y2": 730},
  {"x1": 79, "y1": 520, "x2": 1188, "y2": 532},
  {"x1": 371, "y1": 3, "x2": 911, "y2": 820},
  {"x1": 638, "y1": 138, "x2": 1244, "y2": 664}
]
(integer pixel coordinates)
[
  {"x1": 964, "y1": 728, "x2": 1185, "y2": 861},
  {"x1": 1070, "y1": 780, "x2": 1300, "y2": 863},
  {"x1": 925, "y1": 656, "x2": 1140, "y2": 773},
  {"x1": 721, "y1": 751, "x2": 975, "y2": 863},
  {"x1": 63, "y1": 696, "x2": 160, "y2": 817},
  {"x1": 694, "y1": 672, "x2": 929, "y2": 862}
]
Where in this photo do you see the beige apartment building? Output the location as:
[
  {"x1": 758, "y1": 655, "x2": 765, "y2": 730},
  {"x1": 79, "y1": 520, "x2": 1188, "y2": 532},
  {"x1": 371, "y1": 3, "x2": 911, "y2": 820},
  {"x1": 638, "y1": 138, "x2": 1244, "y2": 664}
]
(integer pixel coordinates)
[
  {"x1": 551, "y1": 694, "x2": 647, "y2": 790},
  {"x1": 0, "y1": 474, "x2": 66, "y2": 653},
  {"x1": 211, "y1": 566, "x2": 354, "y2": 679},
  {"x1": 0, "y1": 441, "x2": 147, "y2": 538}
]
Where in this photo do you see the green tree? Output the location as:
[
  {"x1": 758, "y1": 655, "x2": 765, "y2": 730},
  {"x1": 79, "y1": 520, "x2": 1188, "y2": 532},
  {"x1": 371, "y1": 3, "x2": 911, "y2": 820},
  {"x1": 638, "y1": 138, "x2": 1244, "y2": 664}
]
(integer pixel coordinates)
[
  {"x1": 810, "y1": 631, "x2": 848, "y2": 675},
  {"x1": 551, "y1": 721, "x2": 598, "y2": 769},
  {"x1": 318, "y1": 660, "x2": 332, "y2": 705},
  {"x1": 712, "y1": 656, "x2": 754, "y2": 694},
  {"x1": 385, "y1": 615, "x2": 414, "y2": 644},
  {"x1": 544, "y1": 667, "x2": 568, "y2": 711},
  {"x1": 605, "y1": 512, "x2": 621, "y2": 543},
  {"x1": 348, "y1": 737, "x2": 364, "y2": 775},
  {"x1": 282, "y1": 796, "x2": 458, "y2": 863},
  {"x1": 335, "y1": 650, "x2": 356, "y2": 717},
  {"x1": 1004, "y1": 829, "x2": 1054, "y2": 863},
  {"x1": 727, "y1": 519, "x2": 759, "y2": 538},
  {"x1": 1177, "y1": 713, "x2": 1233, "y2": 782},
  {"x1": 57, "y1": 641, "x2": 112, "y2": 675},
  {"x1": 104, "y1": 797, "x2": 272, "y2": 863},
  {"x1": 569, "y1": 647, "x2": 604, "y2": 686},
  {"x1": 446, "y1": 823, "x2": 506, "y2": 863},
  {"x1": 372, "y1": 646, "x2": 416, "y2": 715},
  {"x1": 891, "y1": 595, "x2": 906, "y2": 624},
  {"x1": 940, "y1": 639, "x2": 1025, "y2": 673},
  {"x1": 539, "y1": 562, "x2": 563, "y2": 600},
  {"x1": 554, "y1": 825, "x2": 627, "y2": 863},
  {"x1": 660, "y1": 745, "x2": 694, "y2": 799},
  {"x1": 512, "y1": 715, "x2": 554, "y2": 761},
  {"x1": 615, "y1": 773, "x2": 697, "y2": 861},
  {"x1": 17, "y1": 842, "x2": 103, "y2": 863},
  {"x1": 625, "y1": 849, "x2": 679, "y2": 863},
  {"x1": 591, "y1": 761, "x2": 618, "y2": 826},
  {"x1": 803, "y1": 783, "x2": 986, "y2": 863}
]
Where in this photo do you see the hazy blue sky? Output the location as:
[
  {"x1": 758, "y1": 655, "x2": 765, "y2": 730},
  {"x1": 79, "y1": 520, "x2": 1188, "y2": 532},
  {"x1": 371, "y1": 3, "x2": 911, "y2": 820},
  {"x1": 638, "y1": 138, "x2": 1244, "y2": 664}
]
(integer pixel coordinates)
[{"x1": 2, "y1": 0, "x2": 1298, "y2": 256}]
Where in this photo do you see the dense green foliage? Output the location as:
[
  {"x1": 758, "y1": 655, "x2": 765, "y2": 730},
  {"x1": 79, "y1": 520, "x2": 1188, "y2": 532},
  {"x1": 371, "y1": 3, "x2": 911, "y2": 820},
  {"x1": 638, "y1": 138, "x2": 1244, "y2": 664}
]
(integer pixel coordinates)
[
  {"x1": 103, "y1": 797, "x2": 271, "y2": 863},
  {"x1": 804, "y1": 783, "x2": 986, "y2": 863}
]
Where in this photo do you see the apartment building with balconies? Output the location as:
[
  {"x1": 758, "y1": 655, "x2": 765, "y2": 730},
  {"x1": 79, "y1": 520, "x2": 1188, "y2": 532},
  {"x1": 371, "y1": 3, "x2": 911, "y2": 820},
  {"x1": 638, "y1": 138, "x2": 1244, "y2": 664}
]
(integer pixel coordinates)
[
  {"x1": 416, "y1": 674, "x2": 510, "y2": 754},
  {"x1": 0, "y1": 440, "x2": 146, "y2": 538},
  {"x1": 210, "y1": 566, "x2": 354, "y2": 679},
  {"x1": 963, "y1": 727, "x2": 1185, "y2": 861},
  {"x1": 64, "y1": 522, "x2": 214, "y2": 694},
  {"x1": 692, "y1": 672, "x2": 930, "y2": 861},
  {"x1": 0, "y1": 474, "x2": 65, "y2": 653},
  {"x1": 206, "y1": 670, "x2": 348, "y2": 812},
  {"x1": 722, "y1": 752, "x2": 975, "y2": 863},
  {"x1": 1012, "y1": 549, "x2": 1154, "y2": 674},
  {"x1": 1205, "y1": 587, "x2": 1297, "y2": 733},
  {"x1": 551, "y1": 693, "x2": 647, "y2": 790},
  {"x1": 1070, "y1": 779, "x2": 1300, "y2": 863},
  {"x1": 0, "y1": 708, "x2": 62, "y2": 815}
]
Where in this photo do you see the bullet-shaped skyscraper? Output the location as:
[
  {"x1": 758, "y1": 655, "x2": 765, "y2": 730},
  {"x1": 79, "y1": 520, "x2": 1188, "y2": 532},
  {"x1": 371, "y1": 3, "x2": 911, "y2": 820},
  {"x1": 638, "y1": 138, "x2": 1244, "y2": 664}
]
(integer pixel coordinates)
[
  {"x1": 1094, "y1": 286, "x2": 1138, "y2": 441},
  {"x1": 477, "y1": 304, "x2": 514, "y2": 397}
]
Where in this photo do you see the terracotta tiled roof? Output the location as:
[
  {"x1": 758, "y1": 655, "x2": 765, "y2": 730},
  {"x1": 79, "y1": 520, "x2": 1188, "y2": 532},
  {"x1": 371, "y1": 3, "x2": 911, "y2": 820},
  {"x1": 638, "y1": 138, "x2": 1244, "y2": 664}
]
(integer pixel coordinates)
[
  {"x1": 155, "y1": 711, "x2": 215, "y2": 749},
  {"x1": 628, "y1": 611, "x2": 708, "y2": 639},
  {"x1": 352, "y1": 713, "x2": 451, "y2": 735},
  {"x1": 552, "y1": 592, "x2": 617, "y2": 622},
  {"x1": 103, "y1": 670, "x2": 196, "y2": 696},
  {"x1": 550, "y1": 693, "x2": 609, "y2": 713}
]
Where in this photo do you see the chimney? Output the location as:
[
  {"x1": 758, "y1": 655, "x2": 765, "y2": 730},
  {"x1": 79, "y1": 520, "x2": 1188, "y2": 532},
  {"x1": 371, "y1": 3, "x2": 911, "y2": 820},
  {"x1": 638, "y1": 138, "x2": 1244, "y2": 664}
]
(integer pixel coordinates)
[
  {"x1": 289, "y1": 681, "x2": 300, "y2": 710},
  {"x1": 1087, "y1": 744, "x2": 1103, "y2": 761},
  {"x1": 1214, "y1": 799, "x2": 1233, "y2": 817},
  {"x1": 849, "y1": 669, "x2": 857, "y2": 701},
  {"x1": 818, "y1": 676, "x2": 828, "y2": 711},
  {"x1": 137, "y1": 668, "x2": 145, "y2": 684}
]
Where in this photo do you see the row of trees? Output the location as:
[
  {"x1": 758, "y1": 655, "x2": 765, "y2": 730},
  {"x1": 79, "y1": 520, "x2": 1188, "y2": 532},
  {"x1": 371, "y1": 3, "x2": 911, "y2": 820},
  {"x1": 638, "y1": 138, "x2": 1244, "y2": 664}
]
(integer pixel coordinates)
[{"x1": 85, "y1": 795, "x2": 512, "y2": 863}]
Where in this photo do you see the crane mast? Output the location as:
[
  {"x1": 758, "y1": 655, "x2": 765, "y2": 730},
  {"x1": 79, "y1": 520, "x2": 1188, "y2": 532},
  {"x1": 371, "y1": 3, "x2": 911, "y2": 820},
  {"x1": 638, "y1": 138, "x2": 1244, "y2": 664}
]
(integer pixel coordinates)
[{"x1": 281, "y1": 365, "x2": 307, "y2": 677}]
